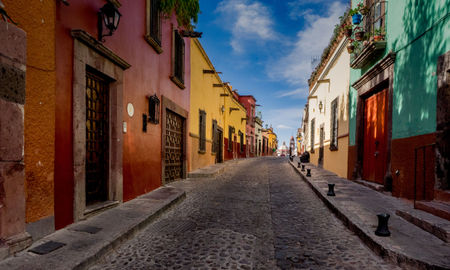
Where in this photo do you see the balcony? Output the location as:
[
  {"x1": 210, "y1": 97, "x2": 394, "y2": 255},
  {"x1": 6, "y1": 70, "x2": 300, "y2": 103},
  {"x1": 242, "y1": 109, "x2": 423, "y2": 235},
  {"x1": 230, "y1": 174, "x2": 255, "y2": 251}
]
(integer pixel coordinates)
[{"x1": 350, "y1": 0, "x2": 387, "y2": 69}]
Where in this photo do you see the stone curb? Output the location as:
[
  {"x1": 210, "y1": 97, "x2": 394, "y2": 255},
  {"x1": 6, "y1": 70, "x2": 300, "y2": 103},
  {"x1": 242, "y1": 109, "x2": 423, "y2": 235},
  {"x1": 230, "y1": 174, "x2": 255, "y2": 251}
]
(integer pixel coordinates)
[
  {"x1": 288, "y1": 161, "x2": 449, "y2": 270},
  {"x1": 0, "y1": 187, "x2": 186, "y2": 270}
]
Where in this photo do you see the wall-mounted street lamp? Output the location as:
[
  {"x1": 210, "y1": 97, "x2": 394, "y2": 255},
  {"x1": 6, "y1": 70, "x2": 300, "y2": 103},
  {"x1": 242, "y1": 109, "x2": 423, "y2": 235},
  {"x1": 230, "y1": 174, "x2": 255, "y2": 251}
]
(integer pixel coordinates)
[
  {"x1": 147, "y1": 94, "x2": 160, "y2": 124},
  {"x1": 98, "y1": 2, "x2": 121, "y2": 41},
  {"x1": 319, "y1": 101, "x2": 323, "y2": 112}
]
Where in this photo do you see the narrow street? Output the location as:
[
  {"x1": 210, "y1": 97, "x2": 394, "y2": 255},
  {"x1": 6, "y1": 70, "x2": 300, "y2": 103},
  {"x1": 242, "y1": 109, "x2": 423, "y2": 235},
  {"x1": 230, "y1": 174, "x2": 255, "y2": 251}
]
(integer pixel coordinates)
[{"x1": 90, "y1": 158, "x2": 398, "y2": 270}]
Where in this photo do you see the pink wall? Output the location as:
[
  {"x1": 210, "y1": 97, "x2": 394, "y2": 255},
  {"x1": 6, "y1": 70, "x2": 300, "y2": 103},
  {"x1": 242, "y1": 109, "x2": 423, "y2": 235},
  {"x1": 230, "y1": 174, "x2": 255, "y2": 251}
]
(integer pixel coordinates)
[{"x1": 55, "y1": 0, "x2": 190, "y2": 228}]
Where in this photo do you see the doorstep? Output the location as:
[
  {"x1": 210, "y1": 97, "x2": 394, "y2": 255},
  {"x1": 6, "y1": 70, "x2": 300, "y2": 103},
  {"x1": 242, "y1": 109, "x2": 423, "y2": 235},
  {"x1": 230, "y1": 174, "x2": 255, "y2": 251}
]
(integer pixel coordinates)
[{"x1": 0, "y1": 186, "x2": 185, "y2": 270}]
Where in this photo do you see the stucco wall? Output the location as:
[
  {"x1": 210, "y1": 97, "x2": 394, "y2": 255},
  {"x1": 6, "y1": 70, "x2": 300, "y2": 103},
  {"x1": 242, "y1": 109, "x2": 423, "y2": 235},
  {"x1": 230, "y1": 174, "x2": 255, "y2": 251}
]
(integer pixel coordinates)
[
  {"x1": 189, "y1": 39, "x2": 224, "y2": 171},
  {"x1": 55, "y1": 0, "x2": 190, "y2": 228},
  {"x1": 349, "y1": 0, "x2": 450, "y2": 145},
  {"x1": 4, "y1": 0, "x2": 56, "y2": 224}
]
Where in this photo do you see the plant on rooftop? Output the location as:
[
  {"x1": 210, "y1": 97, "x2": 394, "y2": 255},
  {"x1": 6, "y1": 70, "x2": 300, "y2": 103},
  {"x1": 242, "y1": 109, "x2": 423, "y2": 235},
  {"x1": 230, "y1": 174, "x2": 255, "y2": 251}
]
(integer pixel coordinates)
[{"x1": 160, "y1": 0, "x2": 200, "y2": 30}]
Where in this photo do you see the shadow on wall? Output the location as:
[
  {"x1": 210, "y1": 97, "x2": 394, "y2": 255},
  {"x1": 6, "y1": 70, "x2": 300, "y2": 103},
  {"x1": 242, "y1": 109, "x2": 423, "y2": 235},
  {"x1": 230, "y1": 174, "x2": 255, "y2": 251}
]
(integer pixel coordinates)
[{"x1": 391, "y1": 0, "x2": 447, "y2": 139}]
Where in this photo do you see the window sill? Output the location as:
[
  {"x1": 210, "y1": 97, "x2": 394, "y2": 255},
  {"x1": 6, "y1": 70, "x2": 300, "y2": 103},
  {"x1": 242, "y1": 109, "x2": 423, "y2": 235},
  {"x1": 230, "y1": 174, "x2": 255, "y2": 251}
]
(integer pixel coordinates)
[
  {"x1": 198, "y1": 150, "x2": 206, "y2": 154},
  {"x1": 170, "y1": 75, "x2": 186, "y2": 89},
  {"x1": 144, "y1": 35, "x2": 163, "y2": 54}
]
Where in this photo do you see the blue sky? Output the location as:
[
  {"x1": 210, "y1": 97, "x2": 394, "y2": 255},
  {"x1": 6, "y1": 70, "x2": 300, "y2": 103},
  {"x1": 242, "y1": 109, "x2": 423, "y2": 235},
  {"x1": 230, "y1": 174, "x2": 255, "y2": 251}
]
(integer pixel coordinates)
[{"x1": 195, "y1": 0, "x2": 348, "y2": 148}]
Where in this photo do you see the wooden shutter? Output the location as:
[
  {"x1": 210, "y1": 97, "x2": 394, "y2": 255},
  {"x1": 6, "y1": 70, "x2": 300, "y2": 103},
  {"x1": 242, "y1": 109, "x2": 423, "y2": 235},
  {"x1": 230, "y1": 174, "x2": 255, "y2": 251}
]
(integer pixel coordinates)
[{"x1": 199, "y1": 110, "x2": 206, "y2": 151}]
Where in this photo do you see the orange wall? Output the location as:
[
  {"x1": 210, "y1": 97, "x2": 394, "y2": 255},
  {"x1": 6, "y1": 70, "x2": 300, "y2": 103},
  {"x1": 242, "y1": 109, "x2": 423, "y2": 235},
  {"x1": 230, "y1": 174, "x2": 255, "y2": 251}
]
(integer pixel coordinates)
[{"x1": 4, "y1": 0, "x2": 56, "y2": 223}]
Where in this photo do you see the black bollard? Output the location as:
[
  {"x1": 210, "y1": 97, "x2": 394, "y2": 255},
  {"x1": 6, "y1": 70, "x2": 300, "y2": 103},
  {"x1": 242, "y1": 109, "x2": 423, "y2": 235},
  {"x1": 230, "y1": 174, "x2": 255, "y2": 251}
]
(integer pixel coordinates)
[
  {"x1": 297, "y1": 161, "x2": 301, "y2": 168},
  {"x1": 306, "y1": 168, "x2": 311, "y2": 177},
  {"x1": 301, "y1": 164, "x2": 305, "y2": 171},
  {"x1": 375, "y1": 213, "x2": 391, "y2": 237},
  {"x1": 327, "y1": 183, "x2": 335, "y2": 196}
]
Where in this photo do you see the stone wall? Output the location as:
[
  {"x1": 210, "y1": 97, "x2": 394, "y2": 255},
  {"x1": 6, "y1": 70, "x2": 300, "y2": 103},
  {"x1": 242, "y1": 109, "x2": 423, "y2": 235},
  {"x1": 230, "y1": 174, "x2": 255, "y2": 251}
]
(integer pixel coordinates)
[{"x1": 0, "y1": 20, "x2": 31, "y2": 259}]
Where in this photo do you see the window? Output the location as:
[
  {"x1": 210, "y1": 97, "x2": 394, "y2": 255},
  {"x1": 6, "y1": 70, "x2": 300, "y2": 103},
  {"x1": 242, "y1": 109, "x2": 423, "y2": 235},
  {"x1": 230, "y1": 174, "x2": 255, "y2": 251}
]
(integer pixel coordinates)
[
  {"x1": 145, "y1": 0, "x2": 162, "y2": 53},
  {"x1": 310, "y1": 118, "x2": 315, "y2": 153},
  {"x1": 228, "y1": 126, "x2": 233, "y2": 151},
  {"x1": 330, "y1": 98, "x2": 339, "y2": 151},
  {"x1": 239, "y1": 131, "x2": 244, "y2": 153},
  {"x1": 199, "y1": 110, "x2": 206, "y2": 152},
  {"x1": 171, "y1": 30, "x2": 185, "y2": 89},
  {"x1": 211, "y1": 120, "x2": 217, "y2": 154},
  {"x1": 364, "y1": 0, "x2": 385, "y2": 36}
]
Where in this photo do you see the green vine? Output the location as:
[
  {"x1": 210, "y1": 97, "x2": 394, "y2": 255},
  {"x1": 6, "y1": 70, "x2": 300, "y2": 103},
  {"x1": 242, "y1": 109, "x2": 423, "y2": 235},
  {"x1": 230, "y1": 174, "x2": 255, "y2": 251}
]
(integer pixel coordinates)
[{"x1": 160, "y1": 0, "x2": 200, "y2": 29}]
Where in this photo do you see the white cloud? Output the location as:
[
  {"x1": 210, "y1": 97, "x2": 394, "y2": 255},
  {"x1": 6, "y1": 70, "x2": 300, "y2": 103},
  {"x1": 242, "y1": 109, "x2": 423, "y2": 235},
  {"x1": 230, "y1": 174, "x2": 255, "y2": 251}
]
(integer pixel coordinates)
[
  {"x1": 216, "y1": 0, "x2": 276, "y2": 53},
  {"x1": 277, "y1": 88, "x2": 309, "y2": 99},
  {"x1": 277, "y1": 124, "x2": 292, "y2": 129},
  {"x1": 269, "y1": 1, "x2": 346, "y2": 86}
]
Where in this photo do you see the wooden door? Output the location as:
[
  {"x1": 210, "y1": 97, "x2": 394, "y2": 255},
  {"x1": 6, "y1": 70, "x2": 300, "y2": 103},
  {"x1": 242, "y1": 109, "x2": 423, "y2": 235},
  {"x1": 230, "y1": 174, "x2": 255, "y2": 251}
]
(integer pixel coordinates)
[
  {"x1": 216, "y1": 129, "x2": 223, "y2": 163},
  {"x1": 164, "y1": 109, "x2": 184, "y2": 182},
  {"x1": 363, "y1": 89, "x2": 388, "y2": 184},
  {"x1": 85, "y1": 71, "x2": 109, "y2": 204},
  {"x1": 319, "y1": 126, "x2": 324, "y2": 167}
]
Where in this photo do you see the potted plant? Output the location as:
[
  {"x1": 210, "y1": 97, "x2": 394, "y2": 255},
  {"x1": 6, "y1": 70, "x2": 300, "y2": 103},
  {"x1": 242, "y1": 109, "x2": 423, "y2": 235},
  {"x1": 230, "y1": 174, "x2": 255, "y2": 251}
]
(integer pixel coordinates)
[
  {"x1": 354, "y1": 27, "x2": 365, "y2": 41},
  {"x1": 349, "y1": 7, "x2": 362, "y2": 24},
  {"x1": 347, "y1": 39, "x2": 355, "y2": 53},
  {"x1": 342, "y1": 23, "x2": 353, "y2": 38},
  {"x1": 357, "y1": 2, "x2": 370, "y2": 15},
  {"x1": 373, "y1": 28, "x2": 385, "y2": 41}
]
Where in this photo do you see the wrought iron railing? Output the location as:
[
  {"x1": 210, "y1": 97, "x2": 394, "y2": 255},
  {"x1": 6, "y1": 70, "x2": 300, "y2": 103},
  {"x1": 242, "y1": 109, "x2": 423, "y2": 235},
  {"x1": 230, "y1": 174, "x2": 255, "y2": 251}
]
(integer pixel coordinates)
[{"x1": 352, "y1": 0, "x2": 387, "y2": 59}]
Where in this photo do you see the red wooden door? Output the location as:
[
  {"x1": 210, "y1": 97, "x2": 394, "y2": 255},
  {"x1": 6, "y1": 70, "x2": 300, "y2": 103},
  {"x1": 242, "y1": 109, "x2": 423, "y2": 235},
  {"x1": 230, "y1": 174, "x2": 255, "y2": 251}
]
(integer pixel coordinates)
[{"x1": 363, "y1": 89, "x2": 387, "y2": 184}]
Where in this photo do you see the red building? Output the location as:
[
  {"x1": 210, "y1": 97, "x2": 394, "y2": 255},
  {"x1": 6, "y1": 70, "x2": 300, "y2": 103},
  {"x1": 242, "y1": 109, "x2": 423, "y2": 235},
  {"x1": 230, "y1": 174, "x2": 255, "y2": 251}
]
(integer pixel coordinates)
[
  {"x1": 54, "y1": 0, "x2": 191, "y2": 229},
  {"x1": 237, "y1": 95, "x2": 256, "y2": 157}
]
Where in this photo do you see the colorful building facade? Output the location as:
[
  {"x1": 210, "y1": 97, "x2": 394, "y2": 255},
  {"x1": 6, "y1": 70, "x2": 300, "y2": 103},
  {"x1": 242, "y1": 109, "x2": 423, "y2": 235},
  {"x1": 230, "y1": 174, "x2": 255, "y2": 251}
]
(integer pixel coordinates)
[
  {"x1": 306, "y1": 34, "x2": 350, "y2": 178},
  {"x1": 224, "y1": 88, "x2": 247, "y2": 161},
  {"x1": 189, "y1": 39, "x2": 225, "y2": 171},
  {"x1": 238, "y1": 95, "x2": 256, "y2": 157},
  {"x1": 348, "y1": 0, "x2": 450, "y2": 205}
]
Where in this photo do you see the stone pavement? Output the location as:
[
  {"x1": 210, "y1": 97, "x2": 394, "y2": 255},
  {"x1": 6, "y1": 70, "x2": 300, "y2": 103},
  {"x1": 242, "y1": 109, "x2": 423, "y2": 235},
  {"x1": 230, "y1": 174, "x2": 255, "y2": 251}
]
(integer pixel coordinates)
[
  {"x1": 89, "y1": 157, "x2": 399, "y2": 270},
  {"x1": 0, "y1": 186, "x2": 185, "y2": 270},
  {"x1": 289, "y1": 158, "x2": 450, "y2": 269}
]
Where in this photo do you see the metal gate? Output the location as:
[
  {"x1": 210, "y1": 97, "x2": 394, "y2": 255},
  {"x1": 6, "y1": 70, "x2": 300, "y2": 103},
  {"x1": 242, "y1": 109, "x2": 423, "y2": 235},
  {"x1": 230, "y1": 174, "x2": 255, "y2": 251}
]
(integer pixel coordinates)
[
  {"x1": 85, "y1": 70, "x2": 109, "y2": 204},
  {"x1": 164, "y1": 109, "x2": 184, "y2": 182}
]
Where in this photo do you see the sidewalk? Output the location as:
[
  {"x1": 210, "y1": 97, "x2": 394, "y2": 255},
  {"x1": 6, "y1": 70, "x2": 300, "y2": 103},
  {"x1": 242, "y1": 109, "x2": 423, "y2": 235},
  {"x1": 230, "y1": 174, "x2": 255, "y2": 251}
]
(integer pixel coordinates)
[
  {"x1": 289, "y1": 159, "x2": 450, "y2": 269},
  {"x1": 0, "y1": 159, "x2": 245, "y2": 270},
  {"x1": 0, "y1": 186, "x2": 185, "y2": 270}
]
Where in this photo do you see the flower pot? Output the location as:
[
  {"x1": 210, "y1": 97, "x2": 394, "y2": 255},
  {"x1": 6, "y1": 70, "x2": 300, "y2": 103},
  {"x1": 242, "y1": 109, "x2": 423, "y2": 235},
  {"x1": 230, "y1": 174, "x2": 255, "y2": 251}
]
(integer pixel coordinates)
[
  {"x1": 360, "y1": 7, "x2": 369, "y2": 15},
  {"x1": 373, "y1": 35, "x2": 384, "y2": 42},
  {"x1": 355, "y1": 31, "x2": 365, "y2": 41},
  {"x1": 345, "y1": 28, "x2": 353, "y2": 38},
  {"x1": 347, "y1": 45, "x2": 355, "y2": 53},
  {"x1": 352, "y1": 13, "x2": 362, "y2": 24}
]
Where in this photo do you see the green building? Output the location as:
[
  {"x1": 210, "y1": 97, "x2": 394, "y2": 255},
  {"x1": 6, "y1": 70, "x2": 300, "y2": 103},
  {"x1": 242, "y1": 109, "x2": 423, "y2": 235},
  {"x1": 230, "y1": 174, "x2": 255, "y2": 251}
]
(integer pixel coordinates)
[{"x1": 347, "y1": 0, "x2": 450, "y2": 210}]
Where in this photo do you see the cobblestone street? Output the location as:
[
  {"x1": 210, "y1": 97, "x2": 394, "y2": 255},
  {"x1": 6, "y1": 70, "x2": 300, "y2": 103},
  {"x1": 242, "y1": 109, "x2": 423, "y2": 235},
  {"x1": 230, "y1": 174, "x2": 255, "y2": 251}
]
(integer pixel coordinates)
[{"x1": 90, "y1": 158, "x2": 398, "y2": 270}]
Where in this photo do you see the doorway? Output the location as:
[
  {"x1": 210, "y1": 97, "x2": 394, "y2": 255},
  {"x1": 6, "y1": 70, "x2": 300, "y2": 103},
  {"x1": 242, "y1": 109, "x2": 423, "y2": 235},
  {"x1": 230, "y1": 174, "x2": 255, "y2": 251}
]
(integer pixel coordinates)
[
  {"x1": 85, "y1": 70, "x2": 109, "y2": 205},
  {"x1": 164, "y1": 109, "x2": 185, "y2": 183},
  {"x1": 319, "y1": 125, "x2": 324, "y2": 167},
  {"x1": 363, "y1": 89, "x2": 388, "y2": 184},
  {"x1": 216, "y1": 128, "x2": 223, "y2": 163}
]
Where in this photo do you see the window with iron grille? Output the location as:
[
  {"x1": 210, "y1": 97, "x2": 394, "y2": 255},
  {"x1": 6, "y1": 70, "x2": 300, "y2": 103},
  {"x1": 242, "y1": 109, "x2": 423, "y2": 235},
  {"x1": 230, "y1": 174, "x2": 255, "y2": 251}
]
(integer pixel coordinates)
[
  {"x1": 228, "y1": 126, "x2": 233, "y2": 151},
  {"x1": 199, "y1": 110, "x2": 206, "y2": 152},
  {"x1": 330, "y1": 98, "x2": 339, "y2": 151},
  {"x1": 145, "y1": 0, "x2": 162, "y2": 53},
  {"x1": 364, "y1": 0, "x2": 385, "y2": 36},
  {"x1": 239, "y1": 131, "x2": 244, "y2": 153},
  {"x1": 211, "y1": 120, "x2": 217, "y2": 154},
  {"x1": 310, "y1": 118, "x2": 315, "y2": 153},
  {"x1": 171, "y1": 30, "x2": 185, "y2": 88}
]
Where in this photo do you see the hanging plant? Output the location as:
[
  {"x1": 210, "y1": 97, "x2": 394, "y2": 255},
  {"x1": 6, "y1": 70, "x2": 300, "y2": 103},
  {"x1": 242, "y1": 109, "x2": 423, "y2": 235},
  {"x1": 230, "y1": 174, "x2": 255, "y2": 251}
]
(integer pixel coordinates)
[
  {"x1": 341, "y1": 23, "x2": 353, "y2": 38},
  {"x1": 354, "y1": 27, "x2": 365, "y2": 41},
  {"x1": 159, "y1": 0, "x2": 200, "y2": 30},
  {"x1": 346, "y1": 39, "x2": 355, "y2": 53}
]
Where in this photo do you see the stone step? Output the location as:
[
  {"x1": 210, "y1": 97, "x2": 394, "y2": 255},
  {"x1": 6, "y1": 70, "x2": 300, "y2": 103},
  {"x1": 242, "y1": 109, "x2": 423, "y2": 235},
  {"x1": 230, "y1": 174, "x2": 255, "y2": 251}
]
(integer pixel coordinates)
[
  {"x1": 415, "y1": 200, "x2": 450, "y2": 221},
  {"x1": 396, "y1": 208, "x2": 450, "y2": 243}
]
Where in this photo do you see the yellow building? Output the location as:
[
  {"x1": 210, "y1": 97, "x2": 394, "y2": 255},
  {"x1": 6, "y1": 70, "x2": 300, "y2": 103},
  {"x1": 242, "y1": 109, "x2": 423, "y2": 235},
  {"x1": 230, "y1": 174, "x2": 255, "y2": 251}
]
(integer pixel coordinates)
[
  {"x1": 189, "y1": 39, "x2": 226, "y2": 171},
  {"x1": 267, "y1": 128, "x2": 278, "y2": 155},
  {"x1": 305, "y1": 33, "x2": 350, "y2": 178},
  {"x1": 189, "y1": 39, "x2": 247, "y2": 170}
]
